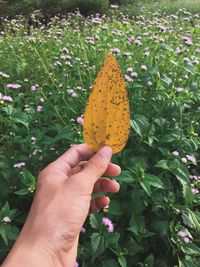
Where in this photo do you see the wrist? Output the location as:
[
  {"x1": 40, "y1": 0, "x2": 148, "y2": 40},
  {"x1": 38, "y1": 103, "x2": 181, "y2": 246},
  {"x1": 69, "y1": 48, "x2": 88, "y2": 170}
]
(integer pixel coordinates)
[{"x1": 2, "y1": 228, "x2": 79, "y2": 267}]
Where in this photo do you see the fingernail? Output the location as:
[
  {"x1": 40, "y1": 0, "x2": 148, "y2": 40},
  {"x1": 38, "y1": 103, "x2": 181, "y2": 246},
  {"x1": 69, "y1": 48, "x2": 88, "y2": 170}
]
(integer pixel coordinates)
[{"x1": 99, "y1": 146, "x2": 112, "y2": 159}]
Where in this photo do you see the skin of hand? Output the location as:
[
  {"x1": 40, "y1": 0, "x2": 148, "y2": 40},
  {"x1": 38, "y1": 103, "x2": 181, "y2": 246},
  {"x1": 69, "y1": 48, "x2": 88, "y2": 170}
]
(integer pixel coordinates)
[{"x1": 2, "y1": 144, "x2": 121, "y2": 267}]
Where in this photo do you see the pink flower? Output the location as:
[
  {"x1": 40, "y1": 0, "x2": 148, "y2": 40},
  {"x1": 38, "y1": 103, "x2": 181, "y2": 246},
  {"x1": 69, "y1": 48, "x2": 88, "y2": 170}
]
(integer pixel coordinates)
[
  {"x1": 183, "y1": 37, "x2": 193, "y2": 46},
  {"x1": 2, "y1": 216, "x2": 11, "y2": 223},
  {"x1": 141, "y1": 65, "x2": 147, "y2": 71},
  {"x1": 183, "y1": 237, "x2": 190, "y2": 244},
  {"x1": 144, "y1": 51, "x2": 150, "y2": 57},
  {"x1": 13, "y1": 162, "x2": 25, "y2": 168},
  {"x1": 62, "y1": 47, "x2": 69, "y2": 53},
  {"x1": 130, "y1": 72, "x2": 138, "y2": 78},
  {"x1": 91, "y1": 18, "x2": 101, "y2": 24},
  {"x1": 134, "y1": 39, "x2": 142, "y2": 46},
  {"x1": 31, "y1": 85, "x2": 37, "y2": 91},
  {"x1": 176, "y1": 87, "x2": 183, "y2": 93},
  {"x1": 111, "y1": 4, "x2": 118, "y2": 8},
  {"x1": 2, "y1": 95, "x2": 13, "y2": 102},
  {"x1": 76, "y1": 116, "x2": 84, "y2": 125},
  {"x1": 102, "y1": 217, "x2": 114, "y2": 233},
  {"x1": 7, "y1": 83, "x2": 21, "y2": 89},
  {"x1": 36, "y1": 105, "x2": 43, "y2": 112},
  {"x1": 0, "y1": 71, "x2": 9, "y2": 78},
  {"x1": 186, "y1": 155, "x2": 197, "y2": 164},
  {"x1": 127, "y1": 67, "x2": 133, "y2": 72},
  {"x1": 81, "y1": 227, "x2": 86, "y2": 233},
  {"x1": 191, "y1": 188, "x2": 199, "y2": 195},
  {"x1": 181, "y1": 157, "x2": 187, "y2": 163},
  {"x1": 125, "y1": 75, "x2": 133, "y2": 83},
  {"x1": 110, "y1": 48, "x2": 120, "y2": 53},
  {"x1": 74, "y1": 261, "x2": 79, "y2": 267},
  {"x1": 71, "y1": 92, "x2": 77, "y2": 97},
  {"x1": 177, "y1": 231, "x2": 185, "y2": 238},
  {"x1": 172, "y1": 151, "x2": 179, "y2": 156}
]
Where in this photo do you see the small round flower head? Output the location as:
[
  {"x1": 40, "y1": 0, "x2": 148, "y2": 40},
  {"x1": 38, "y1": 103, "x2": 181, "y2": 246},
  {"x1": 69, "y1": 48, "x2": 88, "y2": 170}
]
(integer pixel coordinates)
[
  {"x1": 181, "y1": 157, "x2": 187, "y2": 163},
  {"x1": 0, "y1": 71, "x2": 9, "y2": 78},
  {"x1": 110, "y1": 48, "x2": 120, "y2": 53},
  {"x1": 31, "y1": 85, "x2": 37, "y2": 91},
  {"x1": 183, "y1": 237, "x2": 190, "y2": 244},
  {"x1": 186, "y1": 155, "x2": 196, "y2": 164},
  {"x1": 81, "y1": 227, "x2": 86, "y2": 233},
  {"x1": 177, "y1": 231, "x2": 185, "y2": 238},
  {"x1": 2, "y1": 216, "x2": 11, "y2": 223},
  {"x1": 13, "y1": 162, "x2": 25, "y2": 168},
  {"x1": 191, "y1": 188, "x2": 199, "y2": 195},
  {"x1": 127, "y1": 67, "x2": 133, "y2": 72},
  {"x1": 141, "y1": 65, "x2": 147, "y2": 71},
  {"x1": 125, "y1": 75, "x2": 133, "y2": 83},
  {"x1": 111, "y1": 4, "x2": 118, "y2": 8},
  {"x1": 130, "y1": 72, "x2": 138, "y2": 78},
  {"x1": 71, "y1": 92, "x2": 77, "y2": 97},
  {"x1": 36, "y1": 105, "x2": 43, "y2": 113},
  {"x1": 102, "y1": 217, "x2": 114, "y2": 233},
  {"x1": 172, "y1": 151, "x2": 179, "y2": 156},
  {"x1": 7, "y1": 83, "x2": 21, "y2": 89},
  {"x1": 74, "y1": 261, "x2": 79, "y2": 267},
  {"x1": 2, "y1": 95, "x2": 13, "y2": 102},
  {"x1": 176, "y1": 87, "x2": 183, "y2": 93},
  {"x1": 76, "y1": 116, "x2": 84, "y2": 125}
]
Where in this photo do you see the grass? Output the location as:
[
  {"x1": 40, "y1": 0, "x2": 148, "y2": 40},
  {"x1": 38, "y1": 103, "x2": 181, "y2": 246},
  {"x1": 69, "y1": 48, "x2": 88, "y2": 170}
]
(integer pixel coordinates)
[{"x1": 120, "y1": 0, "x2": 200, "y2": 16}]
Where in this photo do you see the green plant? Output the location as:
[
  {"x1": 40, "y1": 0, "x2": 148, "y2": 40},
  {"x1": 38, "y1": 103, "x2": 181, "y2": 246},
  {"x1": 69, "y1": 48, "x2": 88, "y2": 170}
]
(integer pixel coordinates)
[
  {"x1": 67, "y1": 0, "x2": 109, "y2": 15},
  {"x1": 0, "y1": 4, "x2": 200, "y2": 266}
]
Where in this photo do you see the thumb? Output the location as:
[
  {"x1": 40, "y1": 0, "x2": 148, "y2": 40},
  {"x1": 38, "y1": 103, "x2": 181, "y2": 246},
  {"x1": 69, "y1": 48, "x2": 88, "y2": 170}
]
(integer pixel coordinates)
[{"x1": 74, "y1": 146, "x2": 112, "y2": 186}]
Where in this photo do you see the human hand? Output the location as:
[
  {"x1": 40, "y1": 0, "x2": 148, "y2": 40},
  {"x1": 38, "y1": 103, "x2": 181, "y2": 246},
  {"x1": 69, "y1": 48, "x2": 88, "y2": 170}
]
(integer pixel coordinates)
[{"x1": 2, "y1": 144, "x2": 120, "y2": 267}]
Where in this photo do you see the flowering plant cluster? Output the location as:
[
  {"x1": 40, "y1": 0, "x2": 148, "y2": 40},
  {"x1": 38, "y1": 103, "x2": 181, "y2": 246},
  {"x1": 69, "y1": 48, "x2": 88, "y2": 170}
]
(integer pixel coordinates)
[{"x1": 0, "y1": 4, "x2": 200, "y2": 267}]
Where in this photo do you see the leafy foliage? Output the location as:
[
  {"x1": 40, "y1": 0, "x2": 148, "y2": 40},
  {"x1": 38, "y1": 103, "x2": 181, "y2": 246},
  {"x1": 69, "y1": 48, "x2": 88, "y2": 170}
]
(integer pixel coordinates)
[{"x1": 0, "y1": 3, "x2": 200, "y2": 267}]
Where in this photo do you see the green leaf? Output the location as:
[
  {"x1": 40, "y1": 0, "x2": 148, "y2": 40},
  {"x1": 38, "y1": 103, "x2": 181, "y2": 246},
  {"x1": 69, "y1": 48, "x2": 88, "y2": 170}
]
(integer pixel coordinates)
[
  {"x1": 140, "y1": 179, "x2": 151, "y2": 196},
  {"x1": 144, "y1": 254, "x2": 155, "y2": 267},
  {"x1": 108, "y1": 232, "x2": 120, "y2": 245},
  {"x1": 89, "y1": 213, "x2": 102, "y2": 229},
  {"x1": 145, "y1": 174, "x2": 164, "y2": 189},
  {"x1": 174, "y1": 166, "x2": 193, "y2": 203},
  {"x1": 159, "y1": 134, "x2": 178, "y2": 144},
  {"x1": 15, "y1": 188, "x2": 30, "y2": 195},
  {"x1": 21, "y1": 169, "x2": 36, "y2": 187},
  {"x1": 181, "y1": 242, "x2": 200, "y2": 255},
  {"x1": 131, "y1": 115, "x2": 150, "y2": 137},
  {"x1": 109, "y1": 200, "x2": 123, "y2": 216},
  {"x1": 113, "y1": 171, "x2": 134, "y2": 183},
  {"x1": 118, "y1": 255, "x2": 127, "y2": 267},
  {"x1": 128, "y1": 212, "x2": 145, "y2": 235},
  {"x1": 10, "y1": 110, "x2": 29, "y2": 128},
  {"x1": 140, "y1": 174, "x2": 164, "y2": 196},
  {"x1": 161, "y1": 75, "x2": 172, "y2": 86},
  {"x1": 182, "y1": 209, "x2": 200, "y2": 231},
  {"x1": 0, "y1": 225, "x2": 7, "y2": 245},
  {"x1": 2, "y1": 105, "x2": 13, "y2": 115},
  {"x1": 155, "y1": 160, "x2": 169, "y2": 170},
  {"x1": 103, "y1": 259, "x2": 119, "y2": 267},
  {"x1": 178, "y1": 257, "x2": 197, "y2": 267},
  {"x1": 91, "y1": 233, "x2": 108, "y2": 262}
]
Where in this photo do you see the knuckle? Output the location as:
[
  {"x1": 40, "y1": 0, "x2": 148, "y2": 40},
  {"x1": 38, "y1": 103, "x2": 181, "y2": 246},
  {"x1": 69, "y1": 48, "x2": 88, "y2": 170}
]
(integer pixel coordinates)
[
  {"x1": 37, "y1": 162, "x2": 56, "y2": 183},
  {"x1": 89, "y1": 158, "x2": 106, "y2": 174}
]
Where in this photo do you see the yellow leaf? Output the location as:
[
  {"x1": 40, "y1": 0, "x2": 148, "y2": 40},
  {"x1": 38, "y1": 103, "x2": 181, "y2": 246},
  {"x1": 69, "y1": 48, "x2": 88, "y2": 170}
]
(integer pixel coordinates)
[{"x1": 83, "y1": 52, "x2": 130, "y2": 154}]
